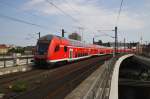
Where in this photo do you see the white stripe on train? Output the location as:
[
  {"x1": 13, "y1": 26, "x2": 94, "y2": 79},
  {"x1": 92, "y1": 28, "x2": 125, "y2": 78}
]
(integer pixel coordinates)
[{"x1": 48, "y1": 53, "x2": 112, "y2": 63}]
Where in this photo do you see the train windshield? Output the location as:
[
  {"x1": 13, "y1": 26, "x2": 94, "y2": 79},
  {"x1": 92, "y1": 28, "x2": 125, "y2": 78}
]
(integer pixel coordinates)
[
  {"x1": 37, "y1": 35, "x2": 53, "y2": 55},
  {"x1": 36, "y1": 35, "x2": 53, "y2": 55},
  {"x1": 37, "y1": 42, "x2": 49, "y2": 55}
]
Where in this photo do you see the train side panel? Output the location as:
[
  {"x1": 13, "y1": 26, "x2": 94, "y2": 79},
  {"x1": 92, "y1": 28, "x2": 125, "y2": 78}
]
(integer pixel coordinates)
[{"x1": 48, "y1": 37, "x2": 70, "y2": 62}]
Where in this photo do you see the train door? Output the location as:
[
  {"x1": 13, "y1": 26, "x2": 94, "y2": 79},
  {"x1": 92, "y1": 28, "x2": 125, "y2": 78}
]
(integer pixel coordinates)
[{"x1": 69, "y1": 48, "x2": 73, "y2": 59}]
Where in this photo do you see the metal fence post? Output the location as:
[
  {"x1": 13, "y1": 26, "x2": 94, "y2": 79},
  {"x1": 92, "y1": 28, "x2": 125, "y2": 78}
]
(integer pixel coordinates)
[
  {"x1": 13, "y1": 53, "x2": 16, "y2": 66},
  {"x1": 26, "y1": 54, "x2": 29, "y2": 64},
  {"x1": 3, "y1": 54, "x2": 6, "y2": 68}
]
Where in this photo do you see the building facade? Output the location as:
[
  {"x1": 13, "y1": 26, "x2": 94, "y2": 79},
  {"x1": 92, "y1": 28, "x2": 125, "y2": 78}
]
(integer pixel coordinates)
[{"x1": 0, "y1": 44, "x2": 9, "y2": 54}]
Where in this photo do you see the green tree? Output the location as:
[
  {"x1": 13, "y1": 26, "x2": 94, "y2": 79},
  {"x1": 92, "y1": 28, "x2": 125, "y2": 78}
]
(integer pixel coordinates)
[
  {"x1": 68, "y1": 33, "x2": 81, "y2": 41},
  {"x1": 8, "y1": 47, "x2": 25, "y2": 54}
]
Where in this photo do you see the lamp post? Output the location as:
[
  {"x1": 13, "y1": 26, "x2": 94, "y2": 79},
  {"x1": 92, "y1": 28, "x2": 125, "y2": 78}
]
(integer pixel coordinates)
[
  {"x1": 97, "y1": 27, "x2": 117, "y2": 57},
  {"x1": 37, "y1": 32, "x2": 40, "y2": 39},
  {"x1": 62, "y1": 29, "x2": 66, "y2": 37},
  {"x1": 77, "y1": 27, "x2": 84, "y2": 41},
  {"x1": 124, "y1": 38, "x2": 126, "y2": 53},
  {"x1": 114, "y1": 26, "x2": 118, "y2": 56}
]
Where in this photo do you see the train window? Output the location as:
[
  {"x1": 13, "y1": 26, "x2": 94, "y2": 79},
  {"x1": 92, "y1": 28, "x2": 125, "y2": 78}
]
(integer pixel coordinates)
[
  {"x1": 86, "y1": 53, "x2": 88, "y2": 56},
  {"x1": 55, "y1": 45, "x2": 60, "y2": 52},
  {"x1": 64, "y1": 46, "x2": 68, "y2": 52},
  {"x1": 75, "y1": 53, "x2": 78, "y2": 57},
  {"x1": 37, "y1": 43, "x2": 49, "y2": 55}
]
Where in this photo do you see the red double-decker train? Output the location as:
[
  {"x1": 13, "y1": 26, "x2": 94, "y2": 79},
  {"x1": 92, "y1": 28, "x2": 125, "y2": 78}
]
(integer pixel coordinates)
[{"x1": 34, "y1": 34, "x2": 133, "y2": 67}]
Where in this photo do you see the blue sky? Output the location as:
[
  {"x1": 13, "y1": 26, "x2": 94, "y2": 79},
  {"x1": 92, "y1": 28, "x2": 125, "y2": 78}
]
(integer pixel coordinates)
[{"x1": 0, "y1": 0, "x2": 149, "y2": 46}]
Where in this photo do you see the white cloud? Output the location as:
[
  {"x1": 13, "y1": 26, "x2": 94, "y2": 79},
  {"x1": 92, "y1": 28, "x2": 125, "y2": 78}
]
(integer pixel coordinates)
[{"x1": 22, "y1": 0, "x2": 146, "y2": 42}]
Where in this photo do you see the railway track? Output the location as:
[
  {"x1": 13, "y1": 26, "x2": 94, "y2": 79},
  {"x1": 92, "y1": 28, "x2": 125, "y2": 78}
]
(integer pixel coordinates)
[
  {"x1": 0, "y1": 69, "x2": 44, "y2": 84},
  {"x1": 0, "y1": 55, "x2": 112, "y2": 99}
]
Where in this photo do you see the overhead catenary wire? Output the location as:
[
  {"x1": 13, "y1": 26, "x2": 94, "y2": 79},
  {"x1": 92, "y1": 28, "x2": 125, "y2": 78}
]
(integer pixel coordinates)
[
  {"x1": 0, "y1": 0, "x2": 85, "y2": 34},
  {"x1": 3, "y1": 0, "x2": 80, "y2": 31},
  {"x1": 0, "y1": 1, "x2": 58, "y2": 26},
  {"x1": 115, "y1": 0, "x2": 124, "y2": 26},
  {"x1": 45, "y1": 0, "x2": 84, "y2": 28},
  {"x1": 63, "y1": 0, "x2": 80, "y2": 14},
  {"x1": 0, "y1": 13, "x2": 48, "y2": 29},
  {"x1": 45, "y1": 0, "x2": 78, "y2": 22}
]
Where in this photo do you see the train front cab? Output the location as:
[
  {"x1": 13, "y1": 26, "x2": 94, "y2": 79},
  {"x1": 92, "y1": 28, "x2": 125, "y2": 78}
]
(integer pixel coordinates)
[
  {"x1": 34, "y1": 35, "x2": 52, "y2": 66},
  {"x1": 34, "y1": 35, "x2": 71, "y2": 67}
]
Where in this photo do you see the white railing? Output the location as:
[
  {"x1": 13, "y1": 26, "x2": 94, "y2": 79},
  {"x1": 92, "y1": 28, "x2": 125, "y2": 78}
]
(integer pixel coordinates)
[{"x1": 0, "y1": 54, "x2": 33, "y2": 68}]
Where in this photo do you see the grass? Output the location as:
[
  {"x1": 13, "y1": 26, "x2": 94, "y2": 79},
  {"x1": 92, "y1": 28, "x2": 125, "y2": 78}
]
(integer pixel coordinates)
[
  {"x1": 0, "y1": 89, "x2": 4, "y2": 98},
  {"x1": 11, "y1": 80, "x2": 27, "y2": 92}
]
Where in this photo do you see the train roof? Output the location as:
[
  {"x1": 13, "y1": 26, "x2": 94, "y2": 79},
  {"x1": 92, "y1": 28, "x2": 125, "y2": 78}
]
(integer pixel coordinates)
[
  {"x1": 38, "y1": 34, "x2": 54, "y2": 41},
  {"x1": 39, "y1": 34, "x2": 111, "y2": 49}
]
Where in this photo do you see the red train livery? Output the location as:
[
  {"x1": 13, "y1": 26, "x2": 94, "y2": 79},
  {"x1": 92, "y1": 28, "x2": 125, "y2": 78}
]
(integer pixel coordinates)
[{"x1": 34, "y1": 34, "x2": 133, "y2": 66}]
